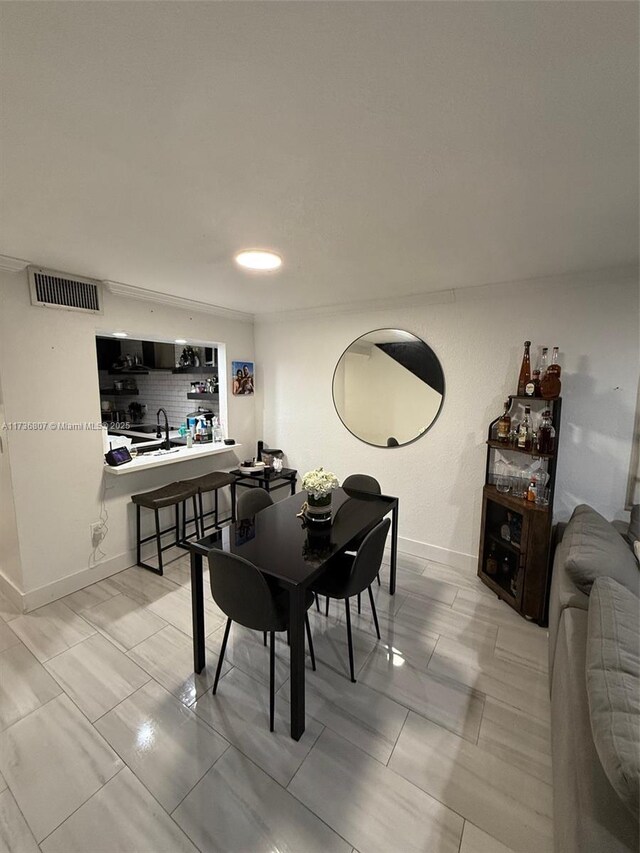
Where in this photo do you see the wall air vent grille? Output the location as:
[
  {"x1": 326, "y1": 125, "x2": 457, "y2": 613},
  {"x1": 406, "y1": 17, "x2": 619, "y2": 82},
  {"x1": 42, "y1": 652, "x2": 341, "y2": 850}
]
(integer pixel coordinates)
[{"x1": 28, "y1": 266, "x2": 103, "y2": 314}]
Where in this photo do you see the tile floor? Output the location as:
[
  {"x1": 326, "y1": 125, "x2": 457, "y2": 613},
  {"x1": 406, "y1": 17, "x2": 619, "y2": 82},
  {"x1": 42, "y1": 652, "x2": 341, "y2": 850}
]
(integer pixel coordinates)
[{"x1": 0, "y1": 551, "x2": 553, "y2": 853}]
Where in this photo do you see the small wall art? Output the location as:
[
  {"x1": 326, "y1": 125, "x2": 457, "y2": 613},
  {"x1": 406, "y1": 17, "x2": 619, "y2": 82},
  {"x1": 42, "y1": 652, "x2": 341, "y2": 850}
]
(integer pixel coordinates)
[{"x1": 232, "y1": 361, "x2": 255, "y2": 396}]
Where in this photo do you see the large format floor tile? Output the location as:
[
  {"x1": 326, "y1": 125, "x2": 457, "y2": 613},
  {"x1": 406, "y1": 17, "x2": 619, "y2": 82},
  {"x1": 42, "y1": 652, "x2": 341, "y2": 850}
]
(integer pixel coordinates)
[
  {"x1": 95, "y1": 680, "x2": 228, "y2": 812},
  {"x1": 0, "y1": 642, "x2": 62, "y2": 730},
  {"x1": 107, "y1": 566, "x2": 183, "y2": 606},
  {"x1": 83, "y1": 593, "x2": 166, "y2": 651},
  {"x1": 8, "y1": 601, "x2": 95, "y2": 662},
  {"x1": 44, "y1": 633, "x2": 150, "y2": 722},
  {"x1": 477, "y1": 696, "x2": 552, "y2": 785},
  {"x1": 192, "y1": 666, "x2": 323, "y2": 786},
  {"x1": 127, "y1": 624, "x2": 231, "y2": 706},
  {"x1": 174, "y1": 746, "x2": 351, "y2": 853},
  {"x1": 390, "y1": 569, "x2": 459, "y2": 606},
  {"x1": 0, "y1": 788, "x2": 40, "y2": 853},
  {"x1": 428, "y1": 635, "x2": 550, "y2": 722},
  {"x1": 395, "y1": 596, "x2": 498, "y2": 652},
  {"x1": 146, "y1": 586, "x2": 227, "y2": 637},
  {"x1": 359, "y1": 646, "x2": 485, "y2": 742},
  {"x1": 388, "y1": 711, "x2": 553, "y2": 853},
  {"x1": 278, "y1": 660, "x2": 408, "y2": 763},
  {"x1": 494, "y1": 623, "x2": 549, "y2": 674},
  {"x1": 459, "y1": 821, "x2": 518, "y2": 853},
  {"x1": 205, "y1": 621, "x2": 293, "y2": 690},
  {"x1": 289, "y1": 728, "x2": 463, "y2": 853},
  {"x1": 40, "y1": 768, "x2": 198, "y2": 853},
  {"x1": 0, "y1": 621, "x2": 20, "y2": 654},
  {"x1": 60, "y1": 578, "x2": 121, "y2": 614},
  {"x1": 0, "y1": 694, "x2": 123, "y2": 841},
  {"x1": 307, "y1": 608, "x2": 379, "y2": 679}
]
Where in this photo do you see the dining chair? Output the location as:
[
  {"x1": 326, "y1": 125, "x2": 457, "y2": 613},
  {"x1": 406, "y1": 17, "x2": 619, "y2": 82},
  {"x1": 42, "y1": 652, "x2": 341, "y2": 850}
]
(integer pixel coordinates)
[
  {"x1": 310, "y1": 518, "x2": 390, "y2": 683},
  {"x1": 237, "y1": 487, "x2": 274, "y2": 519},
  {"x1": 208, "y1": 550, "x2": 316, "y2": 731},
  {"x1": 332, "y1": 473, "x2": 383, "y2": 615}
]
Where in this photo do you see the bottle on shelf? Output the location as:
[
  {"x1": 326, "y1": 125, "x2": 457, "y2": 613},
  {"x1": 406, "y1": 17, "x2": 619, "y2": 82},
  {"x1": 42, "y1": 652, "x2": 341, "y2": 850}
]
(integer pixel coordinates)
[
  {"x1": 501, "y1": 555, "x2": 511, "y2": 575},
  {"x1": 541, "y1": 346, "x2": 561, "y2": 399},
  {"x1": 517, "y1": 405, "x2": 533, "y2": 450},
  {"x1": 527, "y1": 476, "x2": 538, "y2": 502},
  {"x1": 539, "y1": 347, "x2": 549, "y2": 381},
  {"x1": 486, "y1": 543, "x2": 498, "y2": 575},
  {"x1": 525, "y1": 368, "x2": 541, "y2": 398},
  {"x1": 537, "y1": 409, "x2": 556, "y2": 454},
  {"x1": 497, "y1": 400, "x2": 511, "y2": 443},
  {"x1": 517, "y1": 341, "x2": 532, "y2": 396}
]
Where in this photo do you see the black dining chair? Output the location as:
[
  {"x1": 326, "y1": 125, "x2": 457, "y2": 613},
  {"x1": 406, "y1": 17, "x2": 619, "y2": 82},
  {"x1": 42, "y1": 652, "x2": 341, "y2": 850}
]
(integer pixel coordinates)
[
  {"x1": 208, "y1": 550, "x2": 316, "y2": 731},
  {"x1": 237, "y1": 487, "x2": 274, "y2": 519},
  {"x1": 329, "y1": 474, "x2": 383, "y2": 615},
  {"x1": 311, "y1": 518, "x2": 390, "y2": 683}
]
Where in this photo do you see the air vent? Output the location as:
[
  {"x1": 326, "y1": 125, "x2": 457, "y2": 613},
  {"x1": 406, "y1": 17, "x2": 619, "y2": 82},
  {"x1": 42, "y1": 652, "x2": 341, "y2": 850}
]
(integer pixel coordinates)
[{"x1": 28, "y1": 266, "x2": 103, "y2": 314}]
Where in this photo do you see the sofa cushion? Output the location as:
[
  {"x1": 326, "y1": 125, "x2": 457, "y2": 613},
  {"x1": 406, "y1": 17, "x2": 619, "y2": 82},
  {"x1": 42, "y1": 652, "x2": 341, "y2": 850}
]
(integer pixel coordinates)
[
  {"x1": 564, "y1": 505, "x2": 639, "y2": 597},
  {"x1": 586, "y1": 577, "x2": 640, "y2": 819},
  {"x1": 548, "y1": 538, "x2": 590, "y2": 680},
  {"x1": 552, "y1": 607, "x2": 639, "y2": 852}
]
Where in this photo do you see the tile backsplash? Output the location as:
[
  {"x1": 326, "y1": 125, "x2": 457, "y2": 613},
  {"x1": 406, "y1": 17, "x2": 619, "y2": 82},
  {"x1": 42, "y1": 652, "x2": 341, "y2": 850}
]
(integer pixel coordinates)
[{"x1": 99, "y1": 370, "x2": 219, "y2": 428}]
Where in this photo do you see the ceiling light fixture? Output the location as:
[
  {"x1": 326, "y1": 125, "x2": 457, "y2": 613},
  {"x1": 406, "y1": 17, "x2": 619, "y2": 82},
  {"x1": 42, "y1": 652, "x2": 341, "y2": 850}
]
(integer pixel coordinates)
[
  {"x1": 234, "y1": 249, "x2": 282, "y2": 272},
  {"x1": 175, "y1": 339, "x2": 187, "y2": 345},
  {"x1": 113, "y1": 331, "x2": 128, "y2": 338}
]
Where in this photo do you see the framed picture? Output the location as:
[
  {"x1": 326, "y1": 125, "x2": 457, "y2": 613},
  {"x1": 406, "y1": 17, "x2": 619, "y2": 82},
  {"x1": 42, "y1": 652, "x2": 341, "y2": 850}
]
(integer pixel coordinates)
[{"x1": 232, "y1": 361, "x2": 255, "y2": 396}]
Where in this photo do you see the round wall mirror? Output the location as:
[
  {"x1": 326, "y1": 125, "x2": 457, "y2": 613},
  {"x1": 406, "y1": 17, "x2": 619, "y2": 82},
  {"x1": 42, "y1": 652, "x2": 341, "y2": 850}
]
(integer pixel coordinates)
[{"x1": 332, "y1": 329, "x2": 445, "y2": 447}]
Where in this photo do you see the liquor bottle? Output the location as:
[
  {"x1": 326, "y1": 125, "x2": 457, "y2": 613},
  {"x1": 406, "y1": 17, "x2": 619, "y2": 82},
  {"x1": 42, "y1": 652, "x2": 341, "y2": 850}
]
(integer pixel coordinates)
[
  {"x1": 497, "y1": 400, "x2": 511, "y2": 443},
  {"x1": 527, "y1": 477, "x2": 538, "y2": 502},
  {"x1": 501, "y1": 555, "x2": 510, "y2": 575},
  {"x1": 486, "y1": 543, "x2": 498, "y2": 576},
  {"x1": 525, "y1": 369, "x2": 541, "y2": 398},
  {"x1": 517, "y1": 405, "x2": 533, "y2": 450},
  {"x1": 541, "y1": 346, "x2": 561, "y2": 399},
  {"x1": 517, "y1": 341, "x2": 532, "y2": 396},
  {"x1": 537, "y1": 409, "x2": 556, "y2": 454},
  {"x1": 539, "y1": 347, "x2": 549, "y2": 380}
]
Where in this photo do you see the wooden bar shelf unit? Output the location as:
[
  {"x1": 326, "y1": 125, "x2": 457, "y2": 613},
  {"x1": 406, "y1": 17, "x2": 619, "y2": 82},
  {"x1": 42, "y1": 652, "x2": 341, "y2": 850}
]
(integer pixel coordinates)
[{"x1": 478, "y1": 395, "x2": 562, "y2": 625}]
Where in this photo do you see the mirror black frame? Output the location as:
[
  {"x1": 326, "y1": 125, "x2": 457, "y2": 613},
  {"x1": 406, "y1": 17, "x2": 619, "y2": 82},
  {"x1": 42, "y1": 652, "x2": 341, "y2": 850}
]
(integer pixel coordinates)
[{"x1": 331, "y1": 328, "x2": 446, "y2": 448}]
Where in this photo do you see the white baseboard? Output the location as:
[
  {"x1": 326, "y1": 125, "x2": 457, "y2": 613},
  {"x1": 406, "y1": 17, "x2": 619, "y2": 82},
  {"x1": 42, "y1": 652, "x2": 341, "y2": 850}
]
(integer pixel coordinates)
[
  {"x1": 394, "y1": 535, "x2": 476, "y2": 573},
  {"x1": 5, "y1": 535, "x2": 476, "y2": 614},
  {"x1": 0, "y1": 572, "x2": 24, "y2": 612},
  {"x1": 12, "y1": 550, "x2": 138, "y2": 613}
]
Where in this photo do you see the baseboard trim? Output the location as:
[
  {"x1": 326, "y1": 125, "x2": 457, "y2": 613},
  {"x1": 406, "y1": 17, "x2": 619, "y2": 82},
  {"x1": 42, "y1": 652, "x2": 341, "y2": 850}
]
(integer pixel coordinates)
[
  {"x1": 18, "y1": 550, "x2": 137, "y2": 613},
  {"x1": 393, "y1": 535, "x2": 476, "y2": 572},
  {"x1": 8, "y1": 536, "x2": 476, "y2": 613}
]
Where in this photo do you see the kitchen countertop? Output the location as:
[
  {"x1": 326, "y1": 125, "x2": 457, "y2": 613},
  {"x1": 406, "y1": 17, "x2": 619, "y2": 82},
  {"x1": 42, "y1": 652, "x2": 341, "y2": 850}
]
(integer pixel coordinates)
[{"x1": 104, "y1": 441, "x2": 241, "y2": 475}]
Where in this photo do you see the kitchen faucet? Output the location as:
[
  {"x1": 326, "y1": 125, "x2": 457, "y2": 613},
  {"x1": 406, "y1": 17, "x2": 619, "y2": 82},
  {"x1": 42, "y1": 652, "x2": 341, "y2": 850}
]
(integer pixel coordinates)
[{"x1": 156, "y1": 407, "x2": 171, "y2": 450}]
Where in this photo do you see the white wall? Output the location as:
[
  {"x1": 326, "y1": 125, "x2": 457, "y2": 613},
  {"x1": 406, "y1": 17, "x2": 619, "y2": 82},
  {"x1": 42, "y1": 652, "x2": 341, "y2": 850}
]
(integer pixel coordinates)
[
  {"x1": 0, "y1": 269, "x2": 256, "y2": 607},
  {"x1": 256, "y1": 273, "x2": 639, "y2": 568}
]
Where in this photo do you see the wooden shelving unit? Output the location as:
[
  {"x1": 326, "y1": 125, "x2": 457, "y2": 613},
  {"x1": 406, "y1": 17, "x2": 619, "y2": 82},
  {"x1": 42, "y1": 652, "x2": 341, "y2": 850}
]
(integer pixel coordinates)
[
  {"x1": 186, "y1": 392, "x2": 218, "y2": 401},
  {"x1": 478, "y1": 395, "x2": 562, "y2": 625}
]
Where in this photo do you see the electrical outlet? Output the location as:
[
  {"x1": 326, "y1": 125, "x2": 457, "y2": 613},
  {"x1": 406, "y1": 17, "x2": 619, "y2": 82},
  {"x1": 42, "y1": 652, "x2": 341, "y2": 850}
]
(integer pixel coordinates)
[{"x1": 90, "y1": 522, "x2": 106, "y2": 548}]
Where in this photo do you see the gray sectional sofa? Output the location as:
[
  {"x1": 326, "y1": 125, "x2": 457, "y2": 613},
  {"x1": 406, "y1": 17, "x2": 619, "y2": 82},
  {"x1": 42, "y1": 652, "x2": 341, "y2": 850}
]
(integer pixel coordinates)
[{"x1": 548, "y1": 504, "x2": 639, "y2": 853}]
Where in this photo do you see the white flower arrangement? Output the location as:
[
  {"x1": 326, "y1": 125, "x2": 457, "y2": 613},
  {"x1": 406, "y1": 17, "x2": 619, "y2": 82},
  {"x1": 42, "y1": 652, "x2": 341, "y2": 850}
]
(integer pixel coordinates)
[{"x1": 301, "y1": 467, "x2": 339, "y2": 499}]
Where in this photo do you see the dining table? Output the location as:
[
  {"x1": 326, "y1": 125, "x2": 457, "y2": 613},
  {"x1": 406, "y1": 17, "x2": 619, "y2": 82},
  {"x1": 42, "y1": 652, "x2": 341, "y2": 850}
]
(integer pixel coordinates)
[{"x1": 186, "y1": 486, "x2": 399, "y2": 740}]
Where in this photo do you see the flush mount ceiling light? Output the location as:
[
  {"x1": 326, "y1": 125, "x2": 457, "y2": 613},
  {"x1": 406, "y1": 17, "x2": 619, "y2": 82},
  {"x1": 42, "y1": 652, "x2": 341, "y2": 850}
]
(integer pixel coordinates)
[
  {"x1": 175, "y1": 339, "x2": 187, "y2": 344},
  {"x1": 234, "y1": 249, "x2": 282, "y2": 272},
  {"x1": 113, "y1": 331, "x2": 128, "y2": 338}
]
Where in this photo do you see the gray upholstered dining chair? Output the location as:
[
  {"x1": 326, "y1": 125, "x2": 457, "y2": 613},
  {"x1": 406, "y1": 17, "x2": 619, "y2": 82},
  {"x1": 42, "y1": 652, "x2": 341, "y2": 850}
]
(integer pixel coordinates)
[
  {"x1": 310, "y1": 518, "x2": 390, "y2": 682},
  {"x1": 208, "y1": 550, "x2": 316, "y2": 731},
  {"x1": 237, "y1": 487, "x2": 274, "y2": 519}
]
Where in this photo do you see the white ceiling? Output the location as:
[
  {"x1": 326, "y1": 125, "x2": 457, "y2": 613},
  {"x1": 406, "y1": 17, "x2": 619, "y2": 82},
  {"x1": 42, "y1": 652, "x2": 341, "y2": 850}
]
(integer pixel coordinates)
[{"x1": 1, "y1": 2, "x2": 637, "y2": 315}]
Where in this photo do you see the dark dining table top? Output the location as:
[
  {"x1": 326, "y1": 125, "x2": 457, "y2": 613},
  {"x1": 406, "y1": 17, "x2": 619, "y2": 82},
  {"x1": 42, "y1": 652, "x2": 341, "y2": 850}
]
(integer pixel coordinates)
[{"x1": 187, "y1": 487, "x2": 397, "y2": 587}]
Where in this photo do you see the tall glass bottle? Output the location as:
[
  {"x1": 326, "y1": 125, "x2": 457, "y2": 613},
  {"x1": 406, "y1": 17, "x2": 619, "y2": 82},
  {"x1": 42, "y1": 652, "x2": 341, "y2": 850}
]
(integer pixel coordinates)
[
  {"x1": 539, "y1": 347, "x2": 549, "y2": 380},
  {"x1": 537, "y1": 409, "x2": 556, "y2": 454},
  {"x1": 541, "y1": 346, "x2": 561, "y2": 399},
  {"x1": 517, "y1": 341, "x2": 531, "y2": 396}
]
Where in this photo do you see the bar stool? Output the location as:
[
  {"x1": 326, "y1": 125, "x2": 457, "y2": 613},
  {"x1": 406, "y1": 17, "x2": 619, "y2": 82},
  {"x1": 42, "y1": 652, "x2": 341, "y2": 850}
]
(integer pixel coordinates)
[
  {"x1": 179, "y1": 471, "x2": 236, "y2": 536},
  {"x1": 132, "y1": 481, "x2": 200, "y2": 575}
]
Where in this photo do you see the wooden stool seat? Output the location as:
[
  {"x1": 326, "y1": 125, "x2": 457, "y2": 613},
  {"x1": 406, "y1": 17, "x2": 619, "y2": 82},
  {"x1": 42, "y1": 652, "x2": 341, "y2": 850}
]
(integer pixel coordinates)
[
  {"x1": 132, "y1": 481, "x2": 200, "y2": 575},
  {"x1": 179, "y1": 471, "x2": 236, "y2": 535}
]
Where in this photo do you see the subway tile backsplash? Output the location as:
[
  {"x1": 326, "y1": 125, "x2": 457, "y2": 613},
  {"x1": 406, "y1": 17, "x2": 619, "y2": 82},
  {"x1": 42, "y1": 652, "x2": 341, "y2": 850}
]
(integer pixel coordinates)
[{"x1": 99, "y1": 370, "x2": 219, "y2": 428}]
